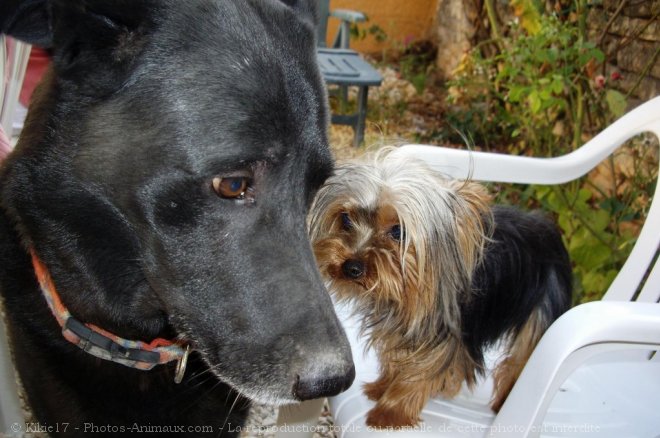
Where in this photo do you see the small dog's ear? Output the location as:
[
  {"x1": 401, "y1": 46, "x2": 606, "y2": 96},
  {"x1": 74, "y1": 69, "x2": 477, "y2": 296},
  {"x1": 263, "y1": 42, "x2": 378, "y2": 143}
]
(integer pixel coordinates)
[
  {"x1": 0, "y1": 0, "x2": 53, "y2": 47},
  {"x1": 453, "y1": 181, "x2": 492, "y2": 271},
  {"x1": 49, "y1": 0, "x2": 158, "y2": 94},
  {"x1": 424, "y1": 179, "x2": 491, "y2": 335}
]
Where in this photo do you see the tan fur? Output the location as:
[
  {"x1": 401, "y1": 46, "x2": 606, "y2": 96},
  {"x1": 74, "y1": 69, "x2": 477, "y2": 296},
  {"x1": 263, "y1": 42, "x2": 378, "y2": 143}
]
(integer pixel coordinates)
[
  {"x1": 491, "y1": 311, "x2": 546, "y2": 412},
  {"x1": 308, "y1": 148, "x2": 543, "y2": 428}
]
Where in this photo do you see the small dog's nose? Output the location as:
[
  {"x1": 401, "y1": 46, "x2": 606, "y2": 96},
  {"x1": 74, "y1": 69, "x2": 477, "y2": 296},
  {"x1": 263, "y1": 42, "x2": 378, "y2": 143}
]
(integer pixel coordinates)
[
  {"x1": 293, "y1": 364, "x2": 356, "y2": 401},
  {"x1": 342, "y1": 260, "x2": 365, "y2": 279}
]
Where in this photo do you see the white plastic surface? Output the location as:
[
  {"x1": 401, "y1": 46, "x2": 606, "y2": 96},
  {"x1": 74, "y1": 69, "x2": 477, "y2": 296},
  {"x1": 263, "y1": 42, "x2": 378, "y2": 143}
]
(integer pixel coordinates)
[
  {"x1": 390, "y1": 97, "x2": 660, "y2": 186},
  {"x1": 0, "y1": 312, "x2": 23, "y2": 437},
  {"x1": 330, "y1": 302, "x2": 497, "y2": 438},
  {"x1": 1, "y1": 37, "x2": 31, "y2": 138},
  {"x1": 0, "y1": 36, "x2": 29, "y2": 438},
  {"x1": 330, "y1": 302, "x2": 660, "y2": 438}
]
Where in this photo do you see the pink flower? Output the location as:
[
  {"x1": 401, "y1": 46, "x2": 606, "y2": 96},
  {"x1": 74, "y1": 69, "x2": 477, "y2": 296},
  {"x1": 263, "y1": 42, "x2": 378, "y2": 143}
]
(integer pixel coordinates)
[{"x1": 594, "y1": 75, "x2": 606, "y2": 89}]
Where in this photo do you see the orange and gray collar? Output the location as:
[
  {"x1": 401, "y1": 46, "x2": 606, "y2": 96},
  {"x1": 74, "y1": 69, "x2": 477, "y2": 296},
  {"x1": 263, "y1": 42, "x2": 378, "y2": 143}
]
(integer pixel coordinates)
[{"x1": 30, "y1": 249, "x2": 190, "y2": 383}]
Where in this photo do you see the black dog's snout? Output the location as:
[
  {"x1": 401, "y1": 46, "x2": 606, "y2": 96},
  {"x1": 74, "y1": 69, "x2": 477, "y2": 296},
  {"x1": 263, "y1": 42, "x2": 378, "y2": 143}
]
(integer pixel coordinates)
[
  {"x1": 342, "y1": 260, "x2": 365, "y2": 279},
  {"x1": 293, "y1": 364, "x2": 356, "y2": 401}
]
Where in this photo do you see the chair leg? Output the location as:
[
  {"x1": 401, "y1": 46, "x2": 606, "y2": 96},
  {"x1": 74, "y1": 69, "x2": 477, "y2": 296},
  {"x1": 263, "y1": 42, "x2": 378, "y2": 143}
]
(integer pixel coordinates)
[
  {"x1": 340, "y1": 86, "x2": 348, "y2": 109},
  {"x1": 354, "y1": 86, "x2": 369, "y2": 147},
  {"x1": 336, "y1": 85, "x2": 349, "y2": 114}
]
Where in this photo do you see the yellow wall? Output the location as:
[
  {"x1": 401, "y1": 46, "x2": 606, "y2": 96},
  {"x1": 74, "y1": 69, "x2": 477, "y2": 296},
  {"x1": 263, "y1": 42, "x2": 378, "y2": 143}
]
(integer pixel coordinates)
[{"x1": 326, "y1": 0, "x2": 438, "y2": 54}]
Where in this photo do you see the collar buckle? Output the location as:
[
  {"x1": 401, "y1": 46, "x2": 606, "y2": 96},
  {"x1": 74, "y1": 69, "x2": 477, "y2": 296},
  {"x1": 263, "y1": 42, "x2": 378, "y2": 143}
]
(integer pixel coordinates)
[{"x1": 174, "y1": 345, "x2": 191, "y2": 384}]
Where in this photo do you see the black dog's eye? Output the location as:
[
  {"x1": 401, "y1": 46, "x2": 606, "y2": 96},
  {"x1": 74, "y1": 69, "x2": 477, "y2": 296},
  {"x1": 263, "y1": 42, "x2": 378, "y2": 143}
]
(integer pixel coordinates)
[
  {"x1": 212, "y1": 177, "x2": 252, "y2": 200},
  {"x1": 340, "y1": 212, "x2": 352, "y2": 230},
  {"x1": 388, "y1": 224, "x2": 403, "y2": 241}
]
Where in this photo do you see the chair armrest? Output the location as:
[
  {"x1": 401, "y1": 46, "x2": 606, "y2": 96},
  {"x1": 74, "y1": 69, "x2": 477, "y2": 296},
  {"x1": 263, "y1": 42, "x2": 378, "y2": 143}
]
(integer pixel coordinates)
[
  {"x1": 491, "y1": 301, "x2": 660, "y2": 437},
  {"x1": 330, "y1": 9, "x2": 366, "y2": 23},
  {"x1": 328, "y1": 9, "x2": 366, "y2": 49},
  {"x1": 392, "y1": 97, "x2": 660, "y2": 303},
  {"x1": 393, "y1": 96, "x2": 660, "y2": 185}
]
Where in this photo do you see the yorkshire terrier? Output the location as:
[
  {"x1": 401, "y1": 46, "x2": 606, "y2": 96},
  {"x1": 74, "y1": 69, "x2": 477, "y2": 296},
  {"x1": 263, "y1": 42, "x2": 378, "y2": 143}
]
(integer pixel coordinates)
[{"x1": 309, "y1": 148, "x2": 572, "y2": 428}]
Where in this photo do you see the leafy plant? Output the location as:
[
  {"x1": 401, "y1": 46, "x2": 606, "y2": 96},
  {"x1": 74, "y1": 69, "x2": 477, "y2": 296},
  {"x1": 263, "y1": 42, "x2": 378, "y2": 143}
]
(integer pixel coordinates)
[
  {"x1": 494, "y1": 142, "x2": 657, "y2": 305},
  {"x1": 349, "y1": 22, "x2": 387, "y2": 44},
  {"x1": 397, "y1": 40, "x2": 437, "y2": 94},
  {"x1": 446, "y1": 5, "x2": 656, "y2": 302},
  {"x1": 448, "y1": 13, "x2": 621, "y2": 153}
]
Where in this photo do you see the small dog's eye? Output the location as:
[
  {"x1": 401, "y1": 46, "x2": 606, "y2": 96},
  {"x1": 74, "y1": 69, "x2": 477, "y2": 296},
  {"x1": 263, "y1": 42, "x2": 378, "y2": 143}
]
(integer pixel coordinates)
[
  {"x1": 212, "y1": 177, "x2": 250, "y2": 199},
  {"x1": 389, "y1": 224, "x2": 403, "y2": 241},
  {"x1": 341, "y1": 212, "x2": 352, "y2": 230}
]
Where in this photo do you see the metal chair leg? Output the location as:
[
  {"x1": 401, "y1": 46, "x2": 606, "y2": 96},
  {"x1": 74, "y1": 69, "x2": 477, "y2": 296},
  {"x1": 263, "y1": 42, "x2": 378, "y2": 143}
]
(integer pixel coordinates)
[
  {"x1": 354, "y1": 86, "x2": 368, "y2": 147},
  {"x1": 339, "y1": 86, "x2": 348, "y2": 109}
]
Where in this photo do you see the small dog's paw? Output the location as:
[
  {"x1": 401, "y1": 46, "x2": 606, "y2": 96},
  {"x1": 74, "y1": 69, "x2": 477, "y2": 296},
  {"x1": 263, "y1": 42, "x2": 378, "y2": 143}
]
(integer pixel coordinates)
[
  {"x1": 363, "y1": 381, "x2": 387, "y2": 401},
  {"x1": 490, "y1": 395, "x2": 506, "y2": 413},
  {"x1": 366, "y1": 406, "x2": 418, "y2": 429}
]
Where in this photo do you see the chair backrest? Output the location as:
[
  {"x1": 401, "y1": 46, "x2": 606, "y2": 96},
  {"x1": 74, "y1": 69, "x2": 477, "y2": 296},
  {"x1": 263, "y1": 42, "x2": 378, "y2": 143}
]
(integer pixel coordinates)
[
  {"x1": 1, "y1": 36, "x2": 31, "y2": 139},
  {"x1": 394, "y1": 96, "x2": 660, "y2": 305},
  {"x1": 317, "y1": 0, "x2": 330, "y2": 48}
]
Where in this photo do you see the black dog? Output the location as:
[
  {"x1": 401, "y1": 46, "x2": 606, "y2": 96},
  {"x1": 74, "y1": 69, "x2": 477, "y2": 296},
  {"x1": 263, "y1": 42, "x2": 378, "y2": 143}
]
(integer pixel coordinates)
[{"x1": 0, "y1": 0, "x2": 354, "y2": 435}]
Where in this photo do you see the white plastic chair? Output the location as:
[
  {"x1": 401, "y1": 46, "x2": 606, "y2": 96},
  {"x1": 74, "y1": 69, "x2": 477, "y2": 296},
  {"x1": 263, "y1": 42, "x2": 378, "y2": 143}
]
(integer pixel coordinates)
[
  {"x1": 0, "y1": 35, "x2": 30, "y2": 437},
  {"x1": 1, "y1": 36, "x2": 31, "y2": 138},
  {"x1": 327, "y1": 96, "x2": 660, "y2": 437}
]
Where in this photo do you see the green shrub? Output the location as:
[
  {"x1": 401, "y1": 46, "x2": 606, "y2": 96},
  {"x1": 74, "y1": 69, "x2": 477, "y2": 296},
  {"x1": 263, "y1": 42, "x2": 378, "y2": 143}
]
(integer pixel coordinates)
[
  {"x1": 448, "y1": 14, "x2": 621, "y2": 153},
  {"x1": 446, "y1": 9, "x2": 657, "y2": 303}
]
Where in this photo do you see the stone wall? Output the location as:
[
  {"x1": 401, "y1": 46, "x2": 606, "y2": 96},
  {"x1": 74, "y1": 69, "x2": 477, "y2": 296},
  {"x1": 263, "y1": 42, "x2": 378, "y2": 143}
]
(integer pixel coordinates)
[
  {"x1": 587, "y1": 0, "x2": 659, "y2": 101},
  {"x1": 434, "y1": 0, "x2": 659, "y2": 101},
  {"x1": 434, "y1": 0, "x2": 480, "y2": 80}
]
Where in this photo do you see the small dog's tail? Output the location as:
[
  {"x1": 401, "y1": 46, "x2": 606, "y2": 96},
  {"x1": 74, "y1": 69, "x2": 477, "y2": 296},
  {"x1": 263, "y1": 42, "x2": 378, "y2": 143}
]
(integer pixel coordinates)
[
  {"x1": 490, "y1": 309, "x2": 548, "y2": 412},
  {"x1": 491, "y1": 260, "x2": 571, "y2": 412}
]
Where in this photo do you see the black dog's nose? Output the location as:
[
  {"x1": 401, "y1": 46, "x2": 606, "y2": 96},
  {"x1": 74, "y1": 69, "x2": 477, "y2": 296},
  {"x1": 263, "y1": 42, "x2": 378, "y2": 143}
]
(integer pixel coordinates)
[
  {"x1": 342, "y1": 260, "x2": 365, "y2": 279},
  {"x1": 293, "y1": 365, "x2": 356, "y2": 401}
]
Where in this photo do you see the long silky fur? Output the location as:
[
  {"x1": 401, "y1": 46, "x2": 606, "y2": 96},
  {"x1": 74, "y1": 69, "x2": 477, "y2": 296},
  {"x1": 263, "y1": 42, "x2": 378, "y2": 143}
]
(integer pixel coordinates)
[
  {"x1": 309, "y1": 147, "x2": 572, "y2": 425},
  {"x1": 309, "y1": 148, "x2": 491, "y2": 365}
]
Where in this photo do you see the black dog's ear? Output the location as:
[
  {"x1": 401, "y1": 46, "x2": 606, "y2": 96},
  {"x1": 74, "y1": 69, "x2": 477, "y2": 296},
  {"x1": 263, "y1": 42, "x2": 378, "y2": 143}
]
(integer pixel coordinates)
[
  {"x1": 49, "y1": 0, "x2": 158, "y2": 94},
  {"x1": 0, "y1": 0, "x2": 53, "y2": 47},
  {"x1": 277, "y1": 0, "x2": 319, "y2": 28}
]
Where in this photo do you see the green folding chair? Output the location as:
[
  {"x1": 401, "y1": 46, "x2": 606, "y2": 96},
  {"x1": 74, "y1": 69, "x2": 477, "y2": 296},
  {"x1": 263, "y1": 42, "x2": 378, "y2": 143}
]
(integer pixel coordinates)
[{"x1": 316, "y1": 0, "x2": 382, "y2": 147}]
